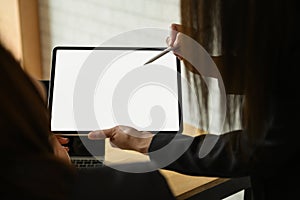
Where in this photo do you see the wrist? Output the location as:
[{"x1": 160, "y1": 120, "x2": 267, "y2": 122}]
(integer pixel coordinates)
[{"x1": 137, "y1": 134, "x2": 154, "y2": 154}]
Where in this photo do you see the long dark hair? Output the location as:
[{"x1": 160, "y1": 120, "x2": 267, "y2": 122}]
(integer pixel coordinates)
[
  {"x1": 0, "y1": 44, "x2": 75, "y2": 199},
  {"x1": 181, "y1": 0, "x2": 298, "y2": 139}
]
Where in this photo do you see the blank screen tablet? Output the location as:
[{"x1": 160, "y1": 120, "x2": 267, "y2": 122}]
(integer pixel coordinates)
[{"x1": 49, "y1": 47, "x2": 182, "y2": 134}]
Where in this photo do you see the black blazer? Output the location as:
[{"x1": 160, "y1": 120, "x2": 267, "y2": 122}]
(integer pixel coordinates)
[{"x1": 149, "y1": 91, "x2": 300, "y2": 200}]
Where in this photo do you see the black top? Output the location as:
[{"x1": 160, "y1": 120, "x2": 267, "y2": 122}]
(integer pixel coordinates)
[{"x1": 149, "y1": 60, "x2": 300, "y2": 199}]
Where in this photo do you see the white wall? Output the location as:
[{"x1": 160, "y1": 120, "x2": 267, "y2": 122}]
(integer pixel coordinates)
[{"x1": 38, "y1": 0, "x2": 180, "y2": 79}]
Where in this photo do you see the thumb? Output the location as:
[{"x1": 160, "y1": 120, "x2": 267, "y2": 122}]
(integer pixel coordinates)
[
  {"x1": 173, "y1": 32, "x2": 182, "y2": 49},
  {"x1": 88, "y1": 130, "x2": 108, "y2": 140}
]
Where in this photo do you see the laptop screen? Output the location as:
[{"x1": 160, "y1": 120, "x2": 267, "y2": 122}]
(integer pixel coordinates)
[{"x1": 49, "y1": 47, "x2": 182, "y2": 134}]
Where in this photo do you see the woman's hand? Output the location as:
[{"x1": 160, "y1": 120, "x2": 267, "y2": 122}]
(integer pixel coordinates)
[
  {"x1": 166, "y1": 23, "x2": 183, "y2": 60},
  {"x1": 49, "y1": 134, "x2": 71, "y2": 164},
  {"x1": 167, "y1": 23, "x2": 203, "y2": 74},
  {"x1": 88, "y1": 125, "x2": 154, "y2": 154}
]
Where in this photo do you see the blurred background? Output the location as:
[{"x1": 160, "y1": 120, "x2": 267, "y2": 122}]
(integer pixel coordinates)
[{"x1": 0, "y1": 0, "x2": 180, "y2": 79}]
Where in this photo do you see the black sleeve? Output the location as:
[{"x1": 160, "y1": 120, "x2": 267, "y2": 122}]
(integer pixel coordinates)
[
  {"x1": 149, "y1": 131, "x2": 253, "y2": 177},
  {"x1": 149, "y1": 117, "x2": 299, "y2": 178}
]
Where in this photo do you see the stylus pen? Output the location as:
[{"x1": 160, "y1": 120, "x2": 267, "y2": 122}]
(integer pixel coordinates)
[{"x1": 143, "y1": 46, "x2": 176, "y2": 65}]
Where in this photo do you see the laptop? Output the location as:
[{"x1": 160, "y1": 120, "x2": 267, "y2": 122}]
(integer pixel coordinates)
[{"x1": 48, "y1": 46, "x2": 183, "y2": 168}]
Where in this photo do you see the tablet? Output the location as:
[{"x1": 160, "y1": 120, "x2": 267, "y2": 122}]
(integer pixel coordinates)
[{"x1": 48, "y1": 46, "x2": 182, "y2": 135}]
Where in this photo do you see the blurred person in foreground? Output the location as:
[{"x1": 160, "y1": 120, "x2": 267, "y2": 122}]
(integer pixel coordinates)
[{"x1": 0, "y1": 43, "x2": 175, "y2": 200}]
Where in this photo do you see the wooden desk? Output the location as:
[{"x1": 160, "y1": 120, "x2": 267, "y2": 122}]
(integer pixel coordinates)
[
  {"x1": 160, "y1": 170, "x2": 251, "y2": 200},
  {"x1": 104, "y1": 123, "x2": 251, "y2": 199},
  {"x1": 160, "y1": 169, "x2": 226, "y2": 199}
]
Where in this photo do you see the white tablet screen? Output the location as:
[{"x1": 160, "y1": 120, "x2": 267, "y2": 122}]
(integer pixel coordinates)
[{"x1": 50, "y1": 47, "x2": 181, "y2": 132}]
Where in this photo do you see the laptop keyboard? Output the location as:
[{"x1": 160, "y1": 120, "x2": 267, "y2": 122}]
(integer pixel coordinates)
[{"x1": 71, "y1": 159, "x2": 104, "y2": 169}]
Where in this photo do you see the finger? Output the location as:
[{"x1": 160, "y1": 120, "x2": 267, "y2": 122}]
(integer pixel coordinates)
[
  {"x1": 170, "y1": 23, "x2": 182, "y2": 32},
  {"x1": 168, "y1": 29, "x2": 177, "y2": 47},
  {"x1": 51, "y1": 135, "x2": 67, "y2": 152},
  {"x1": 167, "y1": 23, "x2": 179, "y2": 47},
  {"x1": 168, "y1": 23, "x2": 183, "y2": 46},
  {"x1": 166, "y1": 36, "x2": 172, "y2": 46},
  {"x1": 57, "y1": 137, "x2": 69, "y2": 144},
  {"x1": 173, "y1": 32, "x2": 183, "y2": 48},
  {"x1": 88, "y1": 128, "x2": 114, "y2": 140},
  {"x1": 63, "y1": 146, "x2": 70, "y2": 152}
]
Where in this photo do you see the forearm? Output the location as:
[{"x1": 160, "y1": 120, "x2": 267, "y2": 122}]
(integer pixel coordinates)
[{"x1": 148, "y1": 131, "x2": 253, "y2": 177}]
